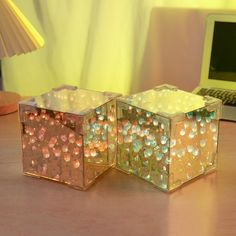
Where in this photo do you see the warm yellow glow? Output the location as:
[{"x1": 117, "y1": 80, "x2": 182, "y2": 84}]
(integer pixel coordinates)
[
  {"x1": 31, "y1": 87, "x2": 118, "y2": 115},
  {"x1": 119, "y1": 86, "x2": 205, "y2": 115},
  {"x1": 154, "y1": 0, "x2": 236, "y2": 9},
  {"x1": 2, "y1": 0, "x2": 236, "y2": 96}
]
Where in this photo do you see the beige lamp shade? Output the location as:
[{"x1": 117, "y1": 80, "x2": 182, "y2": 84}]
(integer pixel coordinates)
[
  {"x1": 0, "y1": 0, "x2": 44, "y2": 115},
  {"x1": 0, "y1": 0, "x2": 44, "y2": 58}
]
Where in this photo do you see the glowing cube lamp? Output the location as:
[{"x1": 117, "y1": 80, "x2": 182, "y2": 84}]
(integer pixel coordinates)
[
  {"x1": 116, "y1": 85, "x2": 222, "y2": 192},
  {"x1": 19, "y1": 85, "x2": 120, "y2": 190}
]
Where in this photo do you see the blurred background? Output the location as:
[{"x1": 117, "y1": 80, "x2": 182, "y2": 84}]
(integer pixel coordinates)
[{"x1": 1, "y1": 0, "x2": 236, "y2": 96}]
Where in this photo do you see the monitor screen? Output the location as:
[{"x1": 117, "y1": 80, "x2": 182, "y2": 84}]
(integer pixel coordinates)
[{"x1": 209, "y1": 21, "x2": 236, "y2": 82}]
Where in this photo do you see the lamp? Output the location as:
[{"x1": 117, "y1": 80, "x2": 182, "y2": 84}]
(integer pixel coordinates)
[{"x1": 0, "y1": 0, "x2": 44, "y2": 115}]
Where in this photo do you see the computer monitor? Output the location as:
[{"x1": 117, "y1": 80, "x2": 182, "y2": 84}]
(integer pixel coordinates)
[{"x1": 200, "y1": 14, "x2": 236, "y2": 90}]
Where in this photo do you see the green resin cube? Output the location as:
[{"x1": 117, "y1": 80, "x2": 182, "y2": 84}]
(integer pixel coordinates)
[{"x1": 116, "y1": 84, "x2": 222, "y2": 192}]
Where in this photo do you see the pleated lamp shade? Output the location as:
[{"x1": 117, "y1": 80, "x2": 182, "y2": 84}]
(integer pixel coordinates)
[
  {"x1": 0, "y1": 0, "x2": 44, "y2": 115},
  {"x1": 0, "y1": 0, "x2": 44, "y2": 58}
]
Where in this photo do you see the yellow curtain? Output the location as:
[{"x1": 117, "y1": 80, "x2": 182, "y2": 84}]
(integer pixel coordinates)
[{"x1": 2, "y1": 0, "x2": 236, "y2": 96}]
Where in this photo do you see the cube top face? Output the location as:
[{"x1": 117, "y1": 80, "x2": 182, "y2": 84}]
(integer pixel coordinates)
[
  {"x1": 118, "y1": 84, "x2": 221, "y2": 117},
  {"x1": 19, "y1": 85, "x2": 120, "y2": 190},
  {"x1": 116, "y1": 84, "x2": 222, "y2": 192},
  {"x1": 19, "y1": 85, "x2": 120, "y2": 116}
]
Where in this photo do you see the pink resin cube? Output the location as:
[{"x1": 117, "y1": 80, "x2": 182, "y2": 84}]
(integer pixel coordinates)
[{"x1": 19, "y1": 85, "x2": 120, "y2": 190}]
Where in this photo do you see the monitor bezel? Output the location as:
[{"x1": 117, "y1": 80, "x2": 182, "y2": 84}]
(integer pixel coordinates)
[{"x1": 200, "y1": 14, "x2": 236, "y2": 90}]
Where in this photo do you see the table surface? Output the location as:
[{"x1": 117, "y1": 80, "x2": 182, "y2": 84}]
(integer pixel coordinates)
[{"x1": 0, "y1": 113, "x2": 236, "y2": 236}]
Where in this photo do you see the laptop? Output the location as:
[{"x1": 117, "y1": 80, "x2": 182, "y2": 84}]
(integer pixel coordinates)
[{"x1": 193, "y1": 14, "x2": 236, "y2": 121}]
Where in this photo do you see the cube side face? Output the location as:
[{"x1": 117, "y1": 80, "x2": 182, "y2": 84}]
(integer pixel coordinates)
[
  {"x1": 169, "y1": 102, "x2": 221, "y2": 191},
  {"x1": 19, "y1": 104, "x2": 85, "y2": 189},
  {"x1": 82, "y1": 100, "x2": 118, "y2": 188},
  {"x1": 116, "y1": 101, "x2": 171, "y2": 191}
]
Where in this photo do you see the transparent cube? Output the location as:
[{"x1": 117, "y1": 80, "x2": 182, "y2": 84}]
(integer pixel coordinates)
[
  {"x1": 19, "y1": 85, "x2": 120, "y2": 190},
  {"x1": 116, "y1": 84, "x2": 222, "y2": 192}
]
